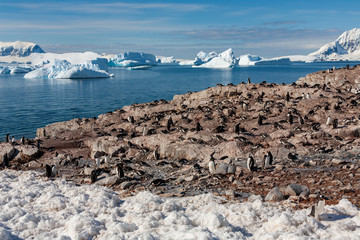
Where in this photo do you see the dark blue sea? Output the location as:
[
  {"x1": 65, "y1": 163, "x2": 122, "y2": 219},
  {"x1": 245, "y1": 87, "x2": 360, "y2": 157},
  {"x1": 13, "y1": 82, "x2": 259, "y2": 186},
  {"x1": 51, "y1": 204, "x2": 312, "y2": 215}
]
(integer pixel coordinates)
[{"x1": 0, "y1": 62, "x2": 359, "y2": 138}]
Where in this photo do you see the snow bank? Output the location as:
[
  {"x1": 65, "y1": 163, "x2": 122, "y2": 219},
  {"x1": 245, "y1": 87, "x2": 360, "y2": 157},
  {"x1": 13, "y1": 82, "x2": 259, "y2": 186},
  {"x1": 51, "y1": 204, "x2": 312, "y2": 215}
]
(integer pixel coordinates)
[
  {"x1": 1, "y1": 170, "x2": 359, "y2": 240},
  {"x1": 109, "y1": 52, "x2": 157, "y2": 67},
  {"x1": 0, "y1": 41, "x2": 44, "y2": 57},
  {"x1": 24, "y1": 58, "x2": 110, "y2": 79}
]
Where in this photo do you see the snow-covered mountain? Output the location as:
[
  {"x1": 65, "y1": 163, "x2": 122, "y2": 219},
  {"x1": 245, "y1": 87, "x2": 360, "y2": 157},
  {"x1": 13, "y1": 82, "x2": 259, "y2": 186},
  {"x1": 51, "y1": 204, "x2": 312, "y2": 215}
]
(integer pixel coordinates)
[
  {"x1": 309, "y1": 28, "x2": 360, "y2": 61},
  {"x1": 0, "y1": 41, "x2": 45, "y2": 57}
]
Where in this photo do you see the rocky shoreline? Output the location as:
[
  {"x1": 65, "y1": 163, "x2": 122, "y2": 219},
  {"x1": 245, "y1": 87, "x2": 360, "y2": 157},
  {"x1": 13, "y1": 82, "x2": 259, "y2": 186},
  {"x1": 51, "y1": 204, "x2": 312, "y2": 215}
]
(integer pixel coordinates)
[{"x1": 1, "y1": 65, "x2": 360, "y2": 208}]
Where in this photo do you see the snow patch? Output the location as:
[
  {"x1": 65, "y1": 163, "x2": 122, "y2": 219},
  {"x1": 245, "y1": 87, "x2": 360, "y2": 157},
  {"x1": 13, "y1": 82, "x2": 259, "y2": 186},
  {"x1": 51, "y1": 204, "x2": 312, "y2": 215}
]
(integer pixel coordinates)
[{"x1": 0, "y1": 170, "x2": 359, "y2": 239}]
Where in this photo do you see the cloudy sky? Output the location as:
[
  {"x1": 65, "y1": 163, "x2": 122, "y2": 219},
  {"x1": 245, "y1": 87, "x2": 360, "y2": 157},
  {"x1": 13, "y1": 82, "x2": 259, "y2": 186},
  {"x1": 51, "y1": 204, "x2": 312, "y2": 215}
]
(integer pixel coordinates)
[{"x1": 1, "y1": 0, "x2": 359, "y2": 58}]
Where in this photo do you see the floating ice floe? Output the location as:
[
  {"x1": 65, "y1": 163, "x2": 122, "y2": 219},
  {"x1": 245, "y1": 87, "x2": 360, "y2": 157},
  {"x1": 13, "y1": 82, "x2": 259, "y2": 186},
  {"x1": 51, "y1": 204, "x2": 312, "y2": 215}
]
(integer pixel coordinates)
[
  {"x1": 109, "y1": 52, "x2": 157, "y2": 67},
  {"x1": 24, "y1": 58, "x2": 111, "y2": 79},
  {"x1": 1, "y1": 169, "x2": 359, "y2": 240}
]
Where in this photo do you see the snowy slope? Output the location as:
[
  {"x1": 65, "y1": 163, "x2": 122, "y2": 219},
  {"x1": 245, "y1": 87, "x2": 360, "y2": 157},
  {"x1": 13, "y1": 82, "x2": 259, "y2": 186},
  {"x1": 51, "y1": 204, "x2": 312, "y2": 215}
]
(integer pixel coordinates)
[
  {"x1": 309, "y1": 28, "x2": 360, "y2": 61},
  {"x1": 0, "y1": 170, "x2": 359, "y2": 240},
  {"x1": 0, "y1": 41, "x2": 44, "y2": 57}
]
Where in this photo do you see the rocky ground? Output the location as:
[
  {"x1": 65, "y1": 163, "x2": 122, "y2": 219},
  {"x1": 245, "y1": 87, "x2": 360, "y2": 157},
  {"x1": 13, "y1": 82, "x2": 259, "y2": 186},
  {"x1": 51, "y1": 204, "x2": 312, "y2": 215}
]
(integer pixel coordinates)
[{"x1": 1, "y1": 64, "x2": 360, "y2": 209}]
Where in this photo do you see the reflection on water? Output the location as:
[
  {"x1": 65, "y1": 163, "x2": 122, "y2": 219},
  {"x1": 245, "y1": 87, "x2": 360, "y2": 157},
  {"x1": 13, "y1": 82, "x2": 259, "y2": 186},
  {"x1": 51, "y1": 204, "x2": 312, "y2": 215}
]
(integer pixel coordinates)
[{"x1": 1, "y1": 62, "x2": 360, "y2": 138}]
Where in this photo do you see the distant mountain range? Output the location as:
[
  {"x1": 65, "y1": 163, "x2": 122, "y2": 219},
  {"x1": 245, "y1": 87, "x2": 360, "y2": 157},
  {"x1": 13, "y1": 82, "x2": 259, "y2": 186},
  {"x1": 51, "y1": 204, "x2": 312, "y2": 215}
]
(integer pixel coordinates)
[{"x1": 1, "y1": 28, "x2": 360, "y2": 64}]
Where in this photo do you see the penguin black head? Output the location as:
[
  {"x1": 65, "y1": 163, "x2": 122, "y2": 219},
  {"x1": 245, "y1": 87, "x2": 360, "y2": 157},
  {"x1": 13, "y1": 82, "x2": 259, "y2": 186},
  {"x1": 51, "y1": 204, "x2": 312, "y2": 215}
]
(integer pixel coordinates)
[{"x1": 45, "y1": 164, "x2": 52, "y2": 178}]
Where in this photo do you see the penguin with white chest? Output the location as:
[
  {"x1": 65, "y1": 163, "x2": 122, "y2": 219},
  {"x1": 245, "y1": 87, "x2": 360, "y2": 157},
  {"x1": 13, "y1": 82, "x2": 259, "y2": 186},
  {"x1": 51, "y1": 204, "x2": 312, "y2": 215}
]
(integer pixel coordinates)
[{"x1": 247, "y1": 155, "x2": 255, "y2": 171}]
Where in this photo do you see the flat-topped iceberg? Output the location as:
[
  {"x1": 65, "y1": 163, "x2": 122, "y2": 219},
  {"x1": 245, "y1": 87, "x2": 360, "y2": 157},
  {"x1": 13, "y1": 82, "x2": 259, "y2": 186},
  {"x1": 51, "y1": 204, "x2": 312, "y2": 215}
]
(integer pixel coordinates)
[
  {"x1": 109, "y1": 52, "x2": 157, "y2": 67},
  {"x1": 0, "y1": 65, "x2": 34, "y2": 74},
  {"x1": 24, "y1": 58, "x2": 110, "y2": 79}
]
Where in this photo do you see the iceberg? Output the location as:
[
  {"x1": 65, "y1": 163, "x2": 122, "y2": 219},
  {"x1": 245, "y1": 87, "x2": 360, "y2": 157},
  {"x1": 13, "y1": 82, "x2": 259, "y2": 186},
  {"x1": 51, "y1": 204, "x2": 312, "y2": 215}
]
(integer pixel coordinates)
[
  {"x1": 194, "y1": 48, "x2": 236, "y2": 69},
  {"x1": 0, "y1": 65, "x2": 33, "y2": 74},
  {"x1": 156, "y1": 56, "x2": 178, "y2": 65},
  {"x1": 255, "y1": 57, "x2": 291, "y2": 65},
  {"x1": 109, "y1": 52, "x2": 157, "y2": 67},
  {"x1": 30, "y1": 52, "x2": 103, "y2": 67},
  {"x1": 194, "y1": 51, "x2": 218, "y2": 66},
  {"x1": 238, "y1": 54, "x2": 262, "y2": 66},
  {"x1": 24, "y1": 58, "x2": 110, "y2": 79}
]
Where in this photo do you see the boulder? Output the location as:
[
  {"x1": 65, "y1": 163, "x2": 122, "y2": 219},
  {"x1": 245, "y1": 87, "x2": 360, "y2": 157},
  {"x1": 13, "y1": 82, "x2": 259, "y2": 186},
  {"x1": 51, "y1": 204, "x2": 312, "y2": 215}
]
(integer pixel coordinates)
[
  {"x1": 282, "y1": 184, "x2": 310, "y2": 197},
  {"x1": 265, "y1": 187, "x2": 285, "y2": 202}
]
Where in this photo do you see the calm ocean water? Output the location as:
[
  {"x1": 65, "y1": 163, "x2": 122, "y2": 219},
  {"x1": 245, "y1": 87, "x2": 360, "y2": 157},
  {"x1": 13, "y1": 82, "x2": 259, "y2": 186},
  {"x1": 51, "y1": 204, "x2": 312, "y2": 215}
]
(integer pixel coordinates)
[{"x1": 0, "y1": 62, "x2": 359, "y2": 138}]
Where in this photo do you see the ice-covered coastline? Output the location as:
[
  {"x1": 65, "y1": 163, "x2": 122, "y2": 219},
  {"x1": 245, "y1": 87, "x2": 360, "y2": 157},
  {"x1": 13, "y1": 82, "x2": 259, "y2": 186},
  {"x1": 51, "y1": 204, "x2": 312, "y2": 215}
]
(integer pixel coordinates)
[{"x1": 0, "y1": 169, "x2": 359, "y2": 240}]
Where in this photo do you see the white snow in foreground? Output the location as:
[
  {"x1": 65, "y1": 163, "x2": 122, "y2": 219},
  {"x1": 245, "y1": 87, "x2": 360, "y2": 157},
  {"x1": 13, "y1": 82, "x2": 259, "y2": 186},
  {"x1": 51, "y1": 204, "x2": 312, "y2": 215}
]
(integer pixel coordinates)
[
  {"x1": 24, "y1": 58, "x2": 110, "y2": 79},
  {"x1": 0, "y1": 170, "x2": 359, "y2": 240}
]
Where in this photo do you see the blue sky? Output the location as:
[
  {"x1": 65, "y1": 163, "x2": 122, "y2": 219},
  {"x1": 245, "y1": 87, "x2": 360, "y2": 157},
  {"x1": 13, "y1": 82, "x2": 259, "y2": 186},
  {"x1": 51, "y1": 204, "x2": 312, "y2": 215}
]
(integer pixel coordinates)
[{"x1": 1, "y1": 0, "x2": 359, "y2": 58}]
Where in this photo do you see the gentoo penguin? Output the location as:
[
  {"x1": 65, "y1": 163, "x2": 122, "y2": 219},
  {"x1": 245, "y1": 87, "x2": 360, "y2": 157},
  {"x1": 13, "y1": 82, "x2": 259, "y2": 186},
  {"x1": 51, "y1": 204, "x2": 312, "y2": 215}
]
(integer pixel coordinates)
[
  {"x1": 142, "y1": 125, "x2": 148, "y2": 136},
  {"x1": 90, "y1": 169, "x2": 97, "y2": 183},
  {"x1": 208, "y1": 159, "x2": 216, "y2": 174},
  {"x1": 45, "y1": 164, "x2": 52, "y2": 178},
  {"x1": 11, "y1": 136, "x2": 15, "y2": 144},
  {"x1": 288, "y1": 113, "x2": 293, "y2": 125},
  {"x1": 333, "y1": 118, "x2": 338, "y2": 129},
  {"x1": 153, "y1": 145, "x2": 160, "y2": 160},
  {"x1": 302, "y1": 93, "x2": 305, "y2": 99},
  {"x1": 196, "y1": 122, "x2": 203, "y2": 132},
  {"x1": 326, "y1": 116, "x2": 332, "y2": 125},
  {"x1": 5, "y1": 133, "x2": 9, "y2": 143},
  {"x1": 234, "y1": 123, "x2": 240, "y2": 134},
  {"x1": 128, "y1": 116, "x2": 135, "y2": 124},
  {"x1": 258, "y1": 115, "x2": 263, "y2": 126},
  {"x1": 247, "y1": 155, "x2": 255, "y2": 171},
  {"x1": 3, "y1": 154, "x2": 9, "y2": 168},
  {"x1": 306, "y1": 93, "x2": 311, "y2": 99},
  {"x1": 51, "y1": 165, "x2": 57, "y2": 177},
  {"x1": 115, "y1": 163, "x2": 124, "y2": 178},
  {"x1": 20, "y1": 136, "x2": 25, "y2": 144},
  {"x1": 95, "y1": 158, "x2": 101, "y2": 168},
  {"x1": 285, "y1": 92, "x2": 290, "y2": 102},
  {"x1": 105, "y1": 155, "x2": 111, "y2": 164},
  {"x1": 242, "y1": 102, "x2": 249, "y2": 111},
  {"x1": 247, "y1": 77, "x2": 251, "y2": 84},
  {"x1": 298, "y1": 115, "x2": 304, "y2": 125},
  {"x1": 264, "y1": 151, "x2": 273, "y2": 169}
]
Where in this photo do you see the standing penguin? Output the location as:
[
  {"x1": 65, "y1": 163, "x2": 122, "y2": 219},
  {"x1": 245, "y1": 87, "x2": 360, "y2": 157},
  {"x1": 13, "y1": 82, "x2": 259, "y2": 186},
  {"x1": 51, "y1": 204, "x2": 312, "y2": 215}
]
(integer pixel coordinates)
[
  {"x1": 306, "y1": 93, "x2": 311, "y2": 99},
  {"x1": 196, "y1": 122, "x2": 203, "y2": 132},
  {"x1": 326, "y1": 116, "x2": 332, "y2": 125},
  {"x1": 5, "y1": 133, "x2": 9, "y2": 143},
  {"x1": 258, "y1": 115, "x2": 263, "y2": 126},
  {"x1": 95, "y1": 158, "x2": 101, "y2": 168},
  {"x1": 153, "y1": 145, "x2": 160, "y2": 160},
  {"x1": 247, "y1": 77, "x2": 251, "y2": 84},
  {"x1": 333, "y1": 118, "x2": 338, "y2": 129},
  {"x1": 45, "y1": 164, "x2": 52, "y2": 178},
  {"x1": 2, "y1": 154, "x2": 9, "y2": 168},
  {"x1": 285, "y1": 92, "x2": 290, "y2": 102},
  {"x1": 288, "y1": 113, "x2": 293, "y2": 125},
  {"x1": 234, "y1": 123, "x2": 240, "y2": 134},
  {"x1": 247, "y1": 155, "x2": 255, "y2": 171},
  {"x1": 208, "y1": 159, "x2": 216, "y2": 174},
  {"x1": 51, "y1": 165, "x2": 57, "y2": 177},
  {"x1": 263, "y1": 151, "x2": 273, "y2": 169},
  {"x1": 128, "y1": 116, "x2": 135, "y2": 124},
  {"x1": 298, "y1": 115, "x2": 304, "y2": 125},
  {"x1": 90, "y1": 169, "x2": 98, "y2": 183},
  {"x1": 115, "y1": 163, "x2": 124, "y2": 178},
  {"x1": 20, "y1": 136, "x2": 25, "y2": 144}
]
